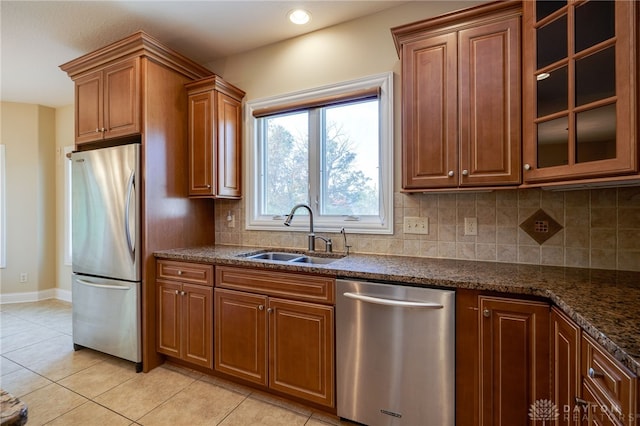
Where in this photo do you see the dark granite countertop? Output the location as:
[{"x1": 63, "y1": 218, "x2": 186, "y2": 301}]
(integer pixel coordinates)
[{"x1": 154, "y1": 245, "x2": 640, "y2": 376}]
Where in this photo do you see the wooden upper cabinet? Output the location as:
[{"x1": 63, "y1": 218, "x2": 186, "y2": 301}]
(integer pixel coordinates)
[
  {"x1": 392, "y1": 1, "x2": 522, "y2": 191},
  {"x1": 74, "y1": 58, "x2": 140, "y2": 145},
  {"x1": 186, "y1": 76, "x2": 245, "y2": 199},
  {"x1": 522, "y1": 0, "x2": 638, "y2": 184},
  {"x1": 400, "y1": 33, "x2": 458, "y2": 189},
  {"x1": 459, "y1": 16, "x2": 521, "y2": 187}
]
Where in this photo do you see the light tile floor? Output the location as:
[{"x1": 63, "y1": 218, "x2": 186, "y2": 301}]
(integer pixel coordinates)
[{"x1": 0, "y1": 299, "x2": 350, "y2": 426}]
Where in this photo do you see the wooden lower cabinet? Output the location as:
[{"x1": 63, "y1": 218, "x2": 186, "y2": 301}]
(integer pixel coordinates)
[
  {"x1": 479, "y1": 296, "x2": 550, "y2": 425},
  {"x1": 214, "y1": 266, "x2": 335, "y2": 409},
  {"x1": 550, "y1": 307, "x2": 638, "y2": 426},
  {"x1": 156, "y1": 260, "x2": 213, "y2": 369},
  {"x1": 268, "y1": 297, "x2": 334, "y2": 406},
  {"x1": 552, "y1": 307, "x2": 582, "y2": 426},
  {"x1": 580, "y1": 334, "x2": 638, "y2": 426},
  {"x1": 214, "y1": 288, "x2": 267, "y2": 385},
  {"x1": 456, "y1": 290, "x2": 551, "y2": 425}
]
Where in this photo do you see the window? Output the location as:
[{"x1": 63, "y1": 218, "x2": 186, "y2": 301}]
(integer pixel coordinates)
[{"x1": 246, "y1": 72, "x2": 393, "y2": 234}]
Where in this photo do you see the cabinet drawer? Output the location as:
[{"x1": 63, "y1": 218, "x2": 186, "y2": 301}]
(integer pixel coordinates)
[
  {"x1": 215, "y1": 266, "x2": 335, "y2": 304},
  {"x1": 157, "y1": 260, "x2": 213, "y2": 286},
  {"x1": 581, "y1": 333, "x2": 637, "y2": 420}
]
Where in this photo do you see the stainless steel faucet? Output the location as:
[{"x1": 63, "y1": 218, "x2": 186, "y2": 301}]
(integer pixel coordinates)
[{"x1": 284, "y1": 203, "x2": 332, "y2": 252}]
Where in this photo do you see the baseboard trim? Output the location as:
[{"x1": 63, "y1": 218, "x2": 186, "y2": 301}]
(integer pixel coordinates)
[{"x1": 0, "y1": 288, "x2": 72, "y2": 304}]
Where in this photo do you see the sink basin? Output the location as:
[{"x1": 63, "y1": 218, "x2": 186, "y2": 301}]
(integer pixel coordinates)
[
  {"x1": 247, "y1": 252, "x2": 302, "y2": 262},
  {"x1": 290, "y1": 256, "x2": 338, "y2": 265},
  {"x1": 244, "y1": 251, "x2": 341, "y2": 265}
]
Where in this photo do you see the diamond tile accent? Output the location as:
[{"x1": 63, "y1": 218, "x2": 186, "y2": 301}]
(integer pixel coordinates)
[{"x1": 519, "y1": 208, "x2": 563, "y2": 245}]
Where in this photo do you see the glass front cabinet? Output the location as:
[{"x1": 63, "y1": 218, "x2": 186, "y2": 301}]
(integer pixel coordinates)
[{"x1": 522, "y1": 0, "x2": 637, "y2": 183}]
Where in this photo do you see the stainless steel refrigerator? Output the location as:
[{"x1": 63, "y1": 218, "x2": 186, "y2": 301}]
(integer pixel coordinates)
[{"x1": 71, "y1": 143, "x2": 142, "y2": 371}]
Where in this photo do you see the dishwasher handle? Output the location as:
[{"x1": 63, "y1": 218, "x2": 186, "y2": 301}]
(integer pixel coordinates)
[{"x1": 343, "y1": 292, "x2": 443, "y2": 308}]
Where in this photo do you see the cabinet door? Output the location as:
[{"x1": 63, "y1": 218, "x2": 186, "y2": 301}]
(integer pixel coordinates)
[
  {"x1": 522, "y1": 0, "x2": 637, "y2": 182},
  {"x1": 268, "y1": 298, "x2": 334, "y2": 408},
  {"x1": 157, "y1": 280, "x2": 181, "y2": 358},
  {"x1": 188, "y1": 91, "x2": 214, "y2": 196},
  {"x1": 214, "y1": 288, "x2": 268, "y2": 386},
  {"x1": 459, "y1": 16, "x2": 521, "y2": 186},
  {"x1": 401, "y1": 33, "x2": 458, "y2": 189},
  {"x1": 479, "y1": 296, "x2": 550, "y2": 425},
  {"x1": 75, "y1": 70, "x2": 103, "y2": 144},
  {"x1": 216, "y1": 92, "x2": 242, "y2": 198},
  {"x1": 103, "y1": 58, "x2": 140, "y2": 140},
  {"x1": 551, "y1": 307, "x2": 581, "y2": 426},
  {"x1": 182, "y1": 284, "x2": 212, "y2": 368}
]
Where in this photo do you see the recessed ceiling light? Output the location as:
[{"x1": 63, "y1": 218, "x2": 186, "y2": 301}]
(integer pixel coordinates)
[{"x1": 288, "y1": 9, "x2": 311, "y2": 25}]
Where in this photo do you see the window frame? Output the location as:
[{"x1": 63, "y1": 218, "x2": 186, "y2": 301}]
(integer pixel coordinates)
[{"x1": 245, "y1": 72, "x2": 393, "y2": 235}]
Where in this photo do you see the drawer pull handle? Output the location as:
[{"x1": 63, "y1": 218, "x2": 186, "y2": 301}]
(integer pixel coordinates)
[{"x1": 588, "y1": 367, "x2": 604, "y2": 379}]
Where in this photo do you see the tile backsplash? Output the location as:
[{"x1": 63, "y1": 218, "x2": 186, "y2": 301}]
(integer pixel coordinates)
[{"x1": 214, "y1": 186, "x2": 640, "y2": 272}]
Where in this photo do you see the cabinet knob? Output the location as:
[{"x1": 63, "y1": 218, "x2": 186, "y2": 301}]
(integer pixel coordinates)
[
  {"x1": 462, "y1": 169, "x2": 469, "y2": 176},
  {"x1": 524, "y1": 163, "x2": 532, "y2": 171},
  {"x1": 588, "y1": 367, "x2": 604, "y2": 379},
  {"x1": 175, "y1": 290, "x2": 179, "y2": 295},
  {"x1": 267, "y1": 308, "x2": 273, "y2": 313},
  {"x1": 206, "y1": 184, "x2": 211, "y2": 189},
  {"x1": 177, "y1": 270, "x2": 183, "y2": 275},
  {"x1": 258, "y1": 305, "x2": 264, "y2": 311},
  {"x1": 483, "y1": 309, "x2": 490, "y2": 318},
  {"x1": 448, "y1": 171, "x2": 454, "y2": 177},
  {"x1": 95, "y1": 128, "x2": 100, "y2": 133}
]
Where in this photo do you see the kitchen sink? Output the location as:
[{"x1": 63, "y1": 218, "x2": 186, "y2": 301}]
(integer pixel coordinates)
[
  {"x1": 290, "y1": 256, "x2": 338, "y2": 265},
  {"x1": 243, "y1": 251, "x2": 341, "y2": 265},
  {"x1": 247, "y1": 252, "x2": 302, "y2": 261}
]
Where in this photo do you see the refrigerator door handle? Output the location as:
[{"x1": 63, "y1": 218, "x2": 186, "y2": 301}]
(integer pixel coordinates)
[
  {"x1": 124, "y1": 170, "x2": 135, "y2": 261},
  {"x1": 76, "y1": 278, "x2": 131, "y2": 291}
]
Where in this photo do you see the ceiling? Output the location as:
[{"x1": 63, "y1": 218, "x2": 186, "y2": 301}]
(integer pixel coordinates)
[{"x1": 1, "y1": 1, "x2": 406, "y2": 108}]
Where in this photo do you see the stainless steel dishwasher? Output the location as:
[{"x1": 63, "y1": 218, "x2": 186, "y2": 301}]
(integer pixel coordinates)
[{"x1": 336, "y1": 279, "x2": 455, "y2": 426}]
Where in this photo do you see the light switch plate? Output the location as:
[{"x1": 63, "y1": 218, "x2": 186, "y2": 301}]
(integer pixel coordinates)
[{"x1": 404, "y1": 217, "x2": 429, "y2": 234}]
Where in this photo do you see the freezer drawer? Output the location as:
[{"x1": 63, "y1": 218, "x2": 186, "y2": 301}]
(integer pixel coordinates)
[
  {"x1": 72, "y1": 274, "x2": 141, "y2": 365},
  {"x1": 336, "y1": 279, "x2": 455, "y2": 426}
]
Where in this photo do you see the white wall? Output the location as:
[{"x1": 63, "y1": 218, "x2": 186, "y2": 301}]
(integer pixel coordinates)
[
  {"x1": 209, "y1": 1, "x2": 640, "y2": 271},
  {"x1": 0, "y1": 102, "x2": 57, "y2": 301}
]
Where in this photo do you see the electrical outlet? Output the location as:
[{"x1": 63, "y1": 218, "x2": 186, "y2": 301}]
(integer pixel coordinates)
[
  {"x1": 404, "y1": 217, "x2": 429, "y2": 235},
  {"x1": 19, "y1": 273, "x2": 28, "y2": 283},
  {"x1": 464, "y1": 217, "x2": 478, "y2": 236}
]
